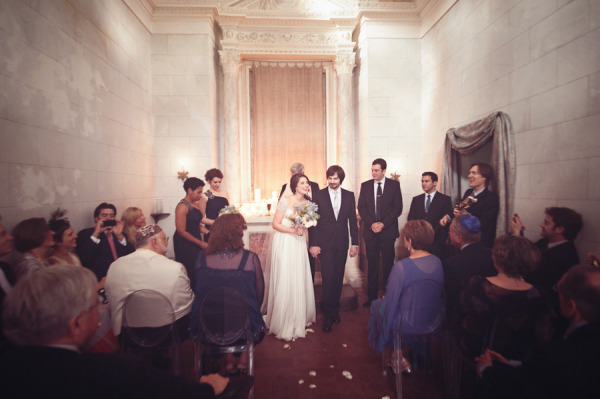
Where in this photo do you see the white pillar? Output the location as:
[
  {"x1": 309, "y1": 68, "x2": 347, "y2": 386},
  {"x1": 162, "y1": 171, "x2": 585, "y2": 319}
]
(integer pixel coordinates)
[{"x1": 219, "y1": 49, "x2": 242, "y2": 204}]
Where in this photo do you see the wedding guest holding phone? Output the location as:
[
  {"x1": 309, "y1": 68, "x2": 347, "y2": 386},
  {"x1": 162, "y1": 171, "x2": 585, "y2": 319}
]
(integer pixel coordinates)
[
  {"x1": 199, "y1": 168, "x2": 230, "y2": 243},
  {"x1": 76, "y1": 203, "x2": 134, "y2": 281}
]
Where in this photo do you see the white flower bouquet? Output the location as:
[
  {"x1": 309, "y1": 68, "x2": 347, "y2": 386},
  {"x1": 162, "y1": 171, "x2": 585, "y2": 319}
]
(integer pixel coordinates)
[{"x1": 288, "y1": 201, "x2": 320, "y2": 228}]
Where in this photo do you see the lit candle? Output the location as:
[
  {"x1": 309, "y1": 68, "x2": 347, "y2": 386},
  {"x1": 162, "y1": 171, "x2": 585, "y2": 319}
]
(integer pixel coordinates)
[{"x1": 254, "y1": 188, "x2": 261, "y2": 202}]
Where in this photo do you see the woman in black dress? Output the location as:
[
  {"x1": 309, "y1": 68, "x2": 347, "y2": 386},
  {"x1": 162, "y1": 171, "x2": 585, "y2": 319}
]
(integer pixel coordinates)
[
  {"x1": 199, "y1": 168, "x2": 230, "y2": 242},
  {"x1": 174, "y1": 177, "x2": 208, "y2": 287}
]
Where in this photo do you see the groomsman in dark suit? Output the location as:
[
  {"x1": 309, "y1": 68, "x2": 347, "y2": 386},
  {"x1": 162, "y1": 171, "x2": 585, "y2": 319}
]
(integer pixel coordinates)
[
  {"x1": 76, "y1": 202, "x2": 134, "y2": 281},
  {"x1": 357, "y1": 158, "x2": 403, "y2": 307},
  {"x1": 280, "y1": 162, "x2": 320, "y2": 281},
  {"x1": 407, "y1": 171, "x2": 453, "y2": 258},
  {"x1": 441, "y1": 162, "x2": 499, "y2": 248},
  {"x1": 309, "y1": 165, "x2": 359, "y2": 333}
]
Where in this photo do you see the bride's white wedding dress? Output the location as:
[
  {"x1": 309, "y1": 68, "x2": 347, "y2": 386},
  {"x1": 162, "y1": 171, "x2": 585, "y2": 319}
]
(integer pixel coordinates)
[{"x1": 265, "y1": 197, "x2": 316, "y2": 341}]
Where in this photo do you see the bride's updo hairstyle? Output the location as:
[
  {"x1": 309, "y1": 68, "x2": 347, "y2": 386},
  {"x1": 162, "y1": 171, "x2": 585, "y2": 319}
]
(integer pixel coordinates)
[{"x1": 290, "y1": 173, "x2": 309, "y2": 194}]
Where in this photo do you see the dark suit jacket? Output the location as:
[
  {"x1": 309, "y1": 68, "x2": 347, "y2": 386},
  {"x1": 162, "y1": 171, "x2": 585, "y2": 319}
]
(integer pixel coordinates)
[
  {"x1": 0, "y1": 344, "x2": 216, "y2": 399},
  {"x1": 442, "y1": 242, "x2": 496, "y2": 326},
  {"x1": 461, "y1": 187, "x2": 499, "y2": 247},
  {"x1": 480, "y1": 322, "x2": 600, "y2": 399},
  {"x1": 527, "y1": 239, "x2": 580, "y2": 293},
  {"x1": 76, "y1": 228, "x2": 134, "y2": 280},
  {"x1": 357, "y1": 178, "x2": 403, "y2": 241},
  {"x1": 309, "y1": 188, "x2": 358, "y2": 251},
  {"x1": 408, "y1": 191, "x2": 453, "y2": 255},
  {"x1": 279, "y1": 181, "x2": 320, "y2": 201}
]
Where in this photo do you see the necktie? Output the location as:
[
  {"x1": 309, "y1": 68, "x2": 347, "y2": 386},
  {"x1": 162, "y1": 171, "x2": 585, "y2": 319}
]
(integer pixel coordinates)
[
  {"x1": 376, "y1": 182, "x2": 382, "y2": 220},
  {"x1": 425, "y1": 194, "x2": 431, "y2": 213},
  {"x1": 333, "y1": 191, "x2": 340, "y2": 219},
  {"x1": 106, "y1": 231, "x2": 118, "y2": 261}
]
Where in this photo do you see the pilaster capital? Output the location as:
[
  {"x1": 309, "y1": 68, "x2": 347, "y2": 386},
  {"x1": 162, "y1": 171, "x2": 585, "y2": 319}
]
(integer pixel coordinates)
[
  {"x1": 334, "y1": 52, "x2": 355, "y2": 75},
  {"x1": 219, "y1": 49, "x2": 241, "y2": 76}
]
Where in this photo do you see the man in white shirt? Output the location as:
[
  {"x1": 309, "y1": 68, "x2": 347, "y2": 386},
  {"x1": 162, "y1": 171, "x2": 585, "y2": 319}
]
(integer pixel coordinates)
[{"x1": 105, "y1": 224, "x2": 194, "y2": 338}]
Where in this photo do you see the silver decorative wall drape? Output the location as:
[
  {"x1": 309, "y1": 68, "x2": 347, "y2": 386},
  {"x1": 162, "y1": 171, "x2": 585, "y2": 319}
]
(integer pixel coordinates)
[{"x1": 440, "y1": 111, "x2": 516, "y2": 238}]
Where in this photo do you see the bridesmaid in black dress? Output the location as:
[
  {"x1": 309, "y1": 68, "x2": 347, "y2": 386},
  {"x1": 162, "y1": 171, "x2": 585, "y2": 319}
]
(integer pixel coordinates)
[
  {"x1": 174, "y1": 177, "x2": 208, "y2": 288},
  {"x1": 199, "y1": 168, "x2": 230, "y2": 243}
]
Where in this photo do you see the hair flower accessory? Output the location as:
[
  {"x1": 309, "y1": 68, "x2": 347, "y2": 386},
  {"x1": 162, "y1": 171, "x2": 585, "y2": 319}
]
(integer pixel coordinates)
[{"x1": 218, "y1": 205, "x2": 240, "y2": 216}]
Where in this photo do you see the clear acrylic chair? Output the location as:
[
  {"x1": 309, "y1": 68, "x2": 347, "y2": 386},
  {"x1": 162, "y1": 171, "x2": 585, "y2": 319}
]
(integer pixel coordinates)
[
  {"x1": 192, "y1": 286, "x2": 254, "y2": 399},
  {"x1": 382, "y1": 278, "x2": 445, "y2": 399},
  {"x1": 120, "y1": 289, "x2": 182, "y2": 376}
]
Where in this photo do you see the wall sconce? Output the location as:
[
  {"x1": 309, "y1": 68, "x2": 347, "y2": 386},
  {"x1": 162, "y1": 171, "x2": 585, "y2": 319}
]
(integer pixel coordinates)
[{"x1": 177, "y1": 167, "x2": 189, "y2": 181}]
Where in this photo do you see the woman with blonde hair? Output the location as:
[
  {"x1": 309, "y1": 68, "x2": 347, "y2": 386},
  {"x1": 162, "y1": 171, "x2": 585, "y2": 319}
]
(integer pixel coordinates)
[{"x1": 121, "y1": 207, "x2": 146, "y2": 245}]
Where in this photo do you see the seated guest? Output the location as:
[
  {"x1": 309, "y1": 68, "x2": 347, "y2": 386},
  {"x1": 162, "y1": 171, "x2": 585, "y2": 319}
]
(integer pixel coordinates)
[
  {"x1": 0, "y1": 215, "x2": 15, "y2": 343},
  {"x1": 105, "y1": 224, "x2": 194, "y2": 339},
  {"x1": 459, "y1": 235, "x2": 547, "y2": 360},
  {"x1": 121, "y1": 206, "x2": 147, "y2": 246},
  {"x1": 12, "y1": 217, "x2": 55, "y2": 281},
  {"x1": 76, "y1": 202, "x2": 134, "y2": 281},
  {"x1": 367, "y1": 220, "x2": 444, "y2": 372},
  {"x1": 443, "y1": 214, "x2": 496, "y2": 329},
  {"x1": 510, "y1": 207, "x2": 582, "y2": 295},
  {"x1": 1, "y1": 265, "x2": 252, "y2": 399},
  {"x1": 191, "y1": 211, "x2": 266, "y2": 372},
  {"x1": 476, "y1": 265, "x2": 600, "y2": 399},
  {"x1": 48, "y1": 208, "x2": 82, "y2": 266}
]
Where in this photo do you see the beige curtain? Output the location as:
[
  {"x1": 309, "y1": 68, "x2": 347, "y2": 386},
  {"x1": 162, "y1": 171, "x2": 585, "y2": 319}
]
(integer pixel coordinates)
[
  {"x1": 440, "y1": 111, "x2": 516, "y2": 237},
  {"x1": 250, "y1": 62, "x2": 327, "y2": 197}
]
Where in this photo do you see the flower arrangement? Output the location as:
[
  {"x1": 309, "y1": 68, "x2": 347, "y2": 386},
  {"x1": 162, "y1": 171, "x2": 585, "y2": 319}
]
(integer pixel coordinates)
[
  {"x1": 288, "y1": 201, "x2": 320, "y2": 228},
  {"x1": 218, "y1": 205, "x2": 240, "y2": 216}
]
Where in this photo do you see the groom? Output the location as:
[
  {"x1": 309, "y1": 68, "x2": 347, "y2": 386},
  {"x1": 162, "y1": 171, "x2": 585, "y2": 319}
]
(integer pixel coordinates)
[{"x1": 309, "y1": 165, "x2": 359, "y2": 333}]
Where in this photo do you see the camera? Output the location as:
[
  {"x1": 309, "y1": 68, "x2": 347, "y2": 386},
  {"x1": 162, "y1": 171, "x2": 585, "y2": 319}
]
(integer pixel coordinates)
[{"x1": 102, "y1": 220, "x2": 117, "y2": 228}]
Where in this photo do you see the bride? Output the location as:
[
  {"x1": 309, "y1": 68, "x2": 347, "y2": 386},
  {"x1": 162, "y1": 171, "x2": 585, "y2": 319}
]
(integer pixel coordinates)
[{"x1": 265, "y1": 173, "x2": 316, "y2": 341}]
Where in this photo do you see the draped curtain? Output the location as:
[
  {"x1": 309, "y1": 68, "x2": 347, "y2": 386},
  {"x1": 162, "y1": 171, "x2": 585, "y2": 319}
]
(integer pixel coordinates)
[
  {"x1": 250, "y1": 62, "x2": 327, "y2": 197},
  {"x1": 440, "y1": 111, "x2": 516, "y2": 237}
]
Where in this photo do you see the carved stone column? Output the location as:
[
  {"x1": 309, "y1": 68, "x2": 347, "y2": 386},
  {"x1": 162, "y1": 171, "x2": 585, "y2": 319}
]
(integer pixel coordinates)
[
  {"x1": 335, "y1": 52, "x2": 363, "y2": 287},
  {"x1": 335, "y1": 52, "x2": 355, "y2": 192},
  {"x1": 220, "y1": 49, "x2": 242, "y2": 204}
]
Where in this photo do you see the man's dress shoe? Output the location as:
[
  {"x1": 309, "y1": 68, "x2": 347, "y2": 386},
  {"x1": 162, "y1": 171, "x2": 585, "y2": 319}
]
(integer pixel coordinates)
[{"x1": 322, "y1": 319, "x2": 332, "y2": 333}]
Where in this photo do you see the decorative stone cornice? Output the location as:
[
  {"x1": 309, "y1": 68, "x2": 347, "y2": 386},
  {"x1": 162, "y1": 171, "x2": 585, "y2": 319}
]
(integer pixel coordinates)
[{"x1": 219, "y1": 49, "x2": 242, "y2": 75}]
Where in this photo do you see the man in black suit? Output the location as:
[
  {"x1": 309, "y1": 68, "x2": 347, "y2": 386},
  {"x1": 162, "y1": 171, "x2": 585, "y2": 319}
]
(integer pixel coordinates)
[
  {"x1": 407, "y1": 171, "x2": 453, "y2": 258},
  {"x1": 279, "y1": 162, "x2": 320, "y2": 201},
  {"x1": 443, "y1": 214, "x2": 496, "y2": 329},
  {"x1": 0, "y1": 265, "x2": 253, "y2": 399},
  {"x1": 475, "y1": 265, "x2": 600, "y2": 399},
  {"x1": 309, "y1": 165, "x2": 359, "y2": 333},
  {"x1": 509, "y1": 207, "x2": 582, "y2": 295},
  {"x1": 441, "y1": 162, "x2": 499, "y2": 248},
  {"x1": 280, "y1": 162, "x2": 320, "y2": 281},
  {"x1": 357, "y1": 158, "x2": 403, "y2": 307},
  {"x1": 76, "y1": 202, "x2": 134, "y2": 281}
]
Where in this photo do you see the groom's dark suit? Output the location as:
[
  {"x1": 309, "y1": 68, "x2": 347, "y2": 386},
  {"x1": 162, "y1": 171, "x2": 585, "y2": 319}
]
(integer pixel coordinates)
[{"x1": 310, "y1": 187, "x2": 359, "y2": 322}]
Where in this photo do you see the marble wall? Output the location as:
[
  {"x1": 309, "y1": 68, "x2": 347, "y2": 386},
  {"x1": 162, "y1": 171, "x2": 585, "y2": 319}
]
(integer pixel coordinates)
[
  {"x1": 151, "y1": 30, "x2": 218, "y2": 256},
  {"x1": 421, "y1": 0, "x2": 600, "y2": 256},
  {"x1": 0, "y1": 0, "x2": 153, "y2": 234}
]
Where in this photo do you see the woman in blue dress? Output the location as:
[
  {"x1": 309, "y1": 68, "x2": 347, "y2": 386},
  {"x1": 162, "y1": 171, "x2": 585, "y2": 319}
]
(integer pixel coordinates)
[
  {"x1": 174, "y1": 177, "x2": 208, "y2": 288},
  {"x1": 368, "y1": 220, "x2": 445, "y2": 373}
]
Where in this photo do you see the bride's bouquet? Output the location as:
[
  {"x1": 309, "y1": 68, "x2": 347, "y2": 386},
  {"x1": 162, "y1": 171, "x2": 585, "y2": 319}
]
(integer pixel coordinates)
[{"x1": 288, "y1": 201, "x2": 320, "y2": 228}]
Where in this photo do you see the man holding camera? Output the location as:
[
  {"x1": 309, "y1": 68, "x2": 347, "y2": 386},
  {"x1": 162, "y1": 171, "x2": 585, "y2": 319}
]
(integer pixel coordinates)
[{"x1": 77, "y1": 202, "x2": 134, "y2": 281}]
